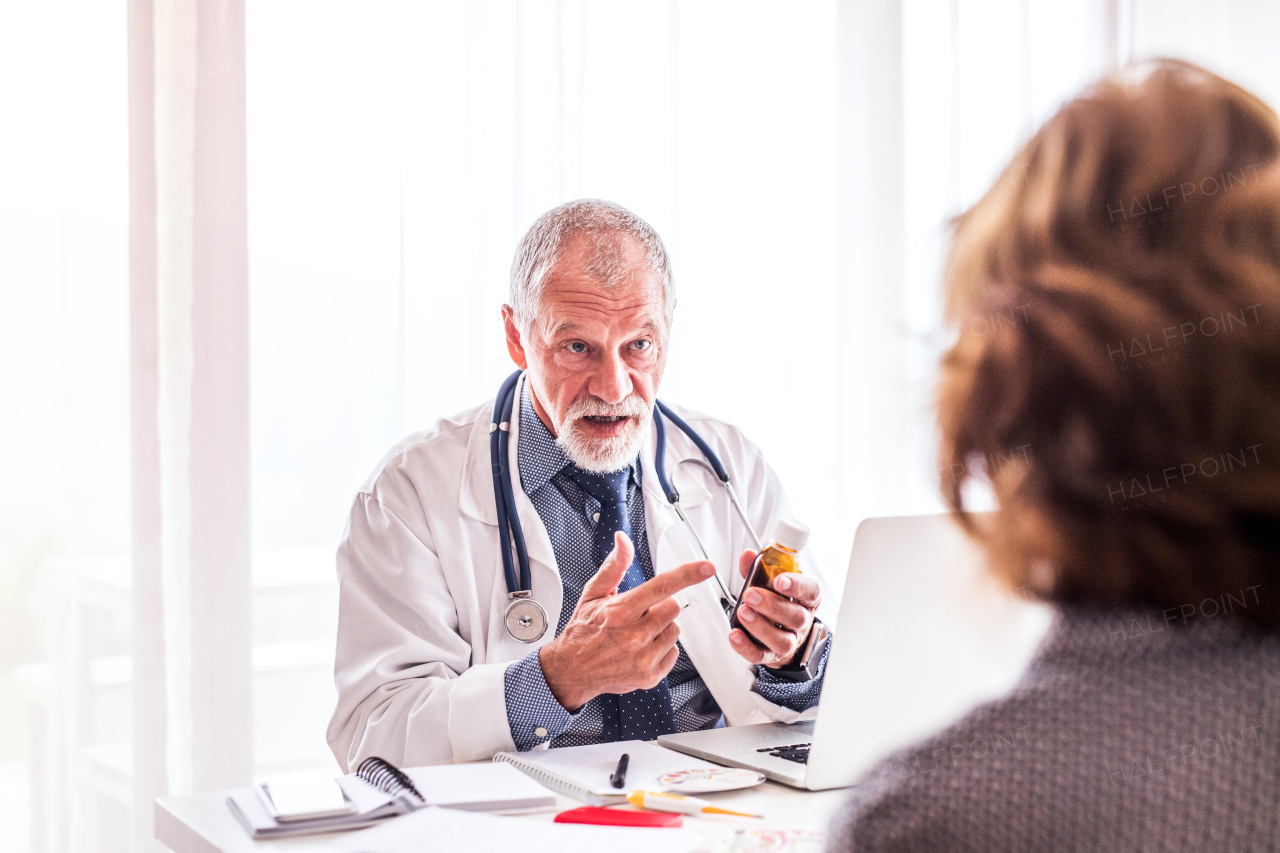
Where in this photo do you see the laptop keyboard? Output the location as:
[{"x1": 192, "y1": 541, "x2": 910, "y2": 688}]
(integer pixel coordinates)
[{"x1": 757, "y1": 742, "x2": 811, "y2": 764}]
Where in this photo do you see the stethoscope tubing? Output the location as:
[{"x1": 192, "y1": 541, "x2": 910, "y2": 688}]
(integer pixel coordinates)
[
  {"x1": 655, "y1": 405, "x2": 764, "y2": 553},
  {"x1": 491, "y1": 371, "x2": 532, "y2": 595}
]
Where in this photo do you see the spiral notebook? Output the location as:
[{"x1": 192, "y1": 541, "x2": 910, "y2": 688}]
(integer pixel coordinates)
[
  {"x1": 227, "y1": 757, "x2": 555, "y2": 838},
  {"x1": 493, "y1": 740, "x2": 724, "y2": 805}
]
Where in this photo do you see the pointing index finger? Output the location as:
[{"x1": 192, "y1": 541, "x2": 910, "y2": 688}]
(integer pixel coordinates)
[{"x1": 620, "y1": 560, "x2": 717, "y2": 616}]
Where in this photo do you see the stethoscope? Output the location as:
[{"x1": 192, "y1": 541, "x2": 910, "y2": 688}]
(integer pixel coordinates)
[{"x1": 492, "y1": 369, "x2": 764, "y2": 643}]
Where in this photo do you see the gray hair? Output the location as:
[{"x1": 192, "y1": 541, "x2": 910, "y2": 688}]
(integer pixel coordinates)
[{"x1": 508, "y1": 199, "x2": 675, "y2": 334}]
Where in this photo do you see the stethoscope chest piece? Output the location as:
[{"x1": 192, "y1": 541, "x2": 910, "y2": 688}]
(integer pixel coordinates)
[{"x1": 505, "y1": 592, "x2": 548, "y2": 643}]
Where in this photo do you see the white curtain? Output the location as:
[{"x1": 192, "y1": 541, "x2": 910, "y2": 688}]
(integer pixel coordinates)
[{"x1": 3, "y1": 2, "x2": 1280, "y2": 851}]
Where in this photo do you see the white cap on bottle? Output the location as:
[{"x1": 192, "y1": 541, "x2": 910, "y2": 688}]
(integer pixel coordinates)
[{"x1": 772, "y1": 517, "x2": 810, "y2": 552}]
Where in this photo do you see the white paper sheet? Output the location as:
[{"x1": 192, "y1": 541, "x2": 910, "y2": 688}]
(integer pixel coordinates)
[
  {"x1": 402, "y1": 762, "x2": 555, "y2": 811},
  {"x1": 333, "y1": 806, "x2": 699, "y2": 853}
]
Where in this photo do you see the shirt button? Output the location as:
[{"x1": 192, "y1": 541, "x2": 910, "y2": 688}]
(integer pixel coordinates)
[{"x1": 535, "y1": 727, "x2": 548, "y2": 738}]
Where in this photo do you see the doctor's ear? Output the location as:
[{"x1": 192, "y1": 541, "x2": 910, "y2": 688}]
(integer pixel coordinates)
[{"x1": 502, "y1": 305, "x2": 528, "y2": 370}]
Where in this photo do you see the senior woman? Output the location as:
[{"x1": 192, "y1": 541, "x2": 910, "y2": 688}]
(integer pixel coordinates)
[{"x1": 828, "y1": 60, "x2": 1280, "y2": 851}]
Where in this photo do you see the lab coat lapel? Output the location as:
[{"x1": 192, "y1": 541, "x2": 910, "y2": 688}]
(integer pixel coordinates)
[
  {"x1": 640, "y1": 412, "x2": 773, "y2": 727},
  {"x1": 457, "y1": 398, "x2": 499, "y2": 525}
]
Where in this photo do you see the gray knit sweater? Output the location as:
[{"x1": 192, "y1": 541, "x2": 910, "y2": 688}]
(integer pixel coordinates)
[{"x1": 826, "y1": 605, "x2": 1280, "y2": 852}]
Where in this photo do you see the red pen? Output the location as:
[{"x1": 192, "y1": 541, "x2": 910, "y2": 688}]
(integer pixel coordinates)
[{"x1": 555, "y1": 807, "x2": 682, "y2": 828}]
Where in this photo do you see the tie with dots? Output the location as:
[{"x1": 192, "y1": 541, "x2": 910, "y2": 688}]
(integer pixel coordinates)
[{"x1": 568, "y1": 467, "x2": 678, "y2": 742}]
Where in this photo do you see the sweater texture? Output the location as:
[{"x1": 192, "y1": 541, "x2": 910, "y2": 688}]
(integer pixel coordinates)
[{"x1": 826, "y1": 604, "x2": 1280, "y2": 852}]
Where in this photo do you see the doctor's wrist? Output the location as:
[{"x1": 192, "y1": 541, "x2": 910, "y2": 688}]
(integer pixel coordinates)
[
  {"x1": 766, "y1": 619, "x2": 829, "y2": 681},
  {"x1": 537, "y1": 641, "x2": 593, "y2": 713}
]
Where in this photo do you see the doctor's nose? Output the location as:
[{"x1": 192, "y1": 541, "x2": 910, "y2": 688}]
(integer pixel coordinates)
[{"x1": 589, "y1": 350, "x2": 633, "y2": 405}]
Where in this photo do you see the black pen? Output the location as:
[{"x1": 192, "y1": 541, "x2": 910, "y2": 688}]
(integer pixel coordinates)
[{"x1": 610, "y1": 753, "x2": 630, "y2": 789}]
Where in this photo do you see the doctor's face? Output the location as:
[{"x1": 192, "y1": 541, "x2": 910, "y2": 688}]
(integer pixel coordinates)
[{"x1": 503, "y1": 234, "x2": 668, "y2": 473}]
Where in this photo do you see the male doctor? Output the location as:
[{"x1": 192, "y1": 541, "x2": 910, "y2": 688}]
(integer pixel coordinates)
[{"x1": 328, "y1": 199, "x2": 830, "y2": 770}]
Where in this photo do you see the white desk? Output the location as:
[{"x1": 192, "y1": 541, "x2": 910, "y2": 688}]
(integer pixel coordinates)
[{"x1": 156, "y1": 777, "x2": 848, "y2": 853}]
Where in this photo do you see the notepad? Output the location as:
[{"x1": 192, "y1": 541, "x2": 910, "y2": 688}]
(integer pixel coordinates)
[{"x1": 493, "y1": 740, "x2": 725, "y2": 805}]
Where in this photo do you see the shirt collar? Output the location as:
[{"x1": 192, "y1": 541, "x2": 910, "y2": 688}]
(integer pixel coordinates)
[
  {"x1": 517, "y1": 380, "x2": 572, "y2": 494},
  {"x1": 516, "y1": 379, "x2": 640, "y2": 495}
]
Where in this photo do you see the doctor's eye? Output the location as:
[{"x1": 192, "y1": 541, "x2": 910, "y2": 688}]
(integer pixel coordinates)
[
  {"x1": 567, "y1": 341, "x2": 588, "y2": 354},
  {"x1": 631, "y1": 339, "x2": 651, "y2": 351}
]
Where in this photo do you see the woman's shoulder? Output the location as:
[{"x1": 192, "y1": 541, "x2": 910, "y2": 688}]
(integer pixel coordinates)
[{"x1": 825, "y1": 605, "x2": 1280, "y2": 853}]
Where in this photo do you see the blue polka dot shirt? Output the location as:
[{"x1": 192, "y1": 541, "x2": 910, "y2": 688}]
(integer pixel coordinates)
[{"x1": 502, "y1": 384, "x2": 827, "y2": 750}]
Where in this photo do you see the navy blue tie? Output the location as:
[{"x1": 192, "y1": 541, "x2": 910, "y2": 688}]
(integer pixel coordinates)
[{"x1": 568, "y1": 467, "x2": 678, "y2": 742}]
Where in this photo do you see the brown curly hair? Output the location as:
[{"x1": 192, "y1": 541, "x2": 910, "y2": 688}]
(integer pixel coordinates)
[{"x1": 939, "y1": 59, "x2": 1280, "y2": 628}]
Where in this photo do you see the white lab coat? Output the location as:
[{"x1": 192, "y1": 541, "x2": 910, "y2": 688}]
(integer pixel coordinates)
[{"x1": 327, "y1": 375, "x2": 821, "y2": 771}]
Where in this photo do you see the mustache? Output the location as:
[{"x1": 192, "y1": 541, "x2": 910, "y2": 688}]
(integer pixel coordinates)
[{"x1": 564, "y1": 395, "x2": 650, "y2": 421}]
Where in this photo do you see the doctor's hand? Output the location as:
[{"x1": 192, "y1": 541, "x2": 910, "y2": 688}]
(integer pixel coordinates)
[
  {"x1": 538, "y1": 531, "x2": 716, "y2": 713},
  {"x1": 729, "y1": 549, "x2": 822, "y2": 669}
]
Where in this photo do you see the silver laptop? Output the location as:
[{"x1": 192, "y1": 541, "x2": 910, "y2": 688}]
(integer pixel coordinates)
[{"x1": 658, "y1": 513, "x2": 1054, "y2": 790}]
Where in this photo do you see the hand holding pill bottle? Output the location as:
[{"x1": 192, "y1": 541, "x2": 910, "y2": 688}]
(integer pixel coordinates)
[{"x1": 729, "y1": 517, "x2": 809, "y2": 642}]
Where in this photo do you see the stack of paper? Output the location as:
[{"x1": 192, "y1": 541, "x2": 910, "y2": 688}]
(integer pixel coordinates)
[{"x1": 227, "y1": 763, "x2": 556, "y2": 839}]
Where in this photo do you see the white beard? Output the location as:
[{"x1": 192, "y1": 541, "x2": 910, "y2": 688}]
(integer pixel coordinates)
[{"x1": 554, "y1": 395, "x2": 651, "y2": 473}]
